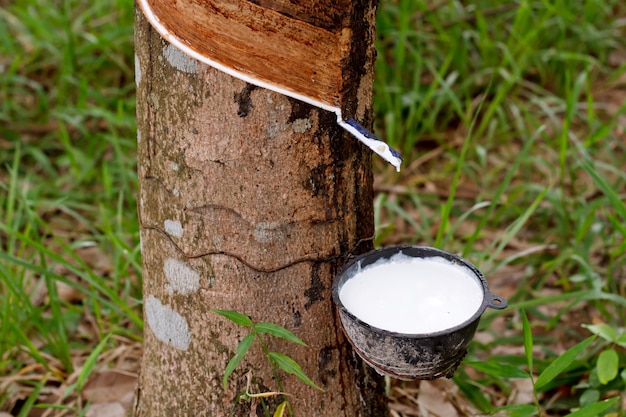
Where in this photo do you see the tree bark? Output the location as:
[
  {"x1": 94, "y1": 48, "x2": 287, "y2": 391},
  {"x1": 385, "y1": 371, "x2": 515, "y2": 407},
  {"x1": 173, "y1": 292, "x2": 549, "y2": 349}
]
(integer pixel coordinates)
[{"x1": 132, "y1": 1, "x2": 387, "y2": 416}]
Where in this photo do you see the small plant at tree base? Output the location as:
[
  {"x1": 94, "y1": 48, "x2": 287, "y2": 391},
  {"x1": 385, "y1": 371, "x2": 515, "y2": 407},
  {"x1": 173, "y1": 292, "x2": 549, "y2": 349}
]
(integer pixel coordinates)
[{"x1": 213, "y1": 309, "x2": 323, "y2": 417}]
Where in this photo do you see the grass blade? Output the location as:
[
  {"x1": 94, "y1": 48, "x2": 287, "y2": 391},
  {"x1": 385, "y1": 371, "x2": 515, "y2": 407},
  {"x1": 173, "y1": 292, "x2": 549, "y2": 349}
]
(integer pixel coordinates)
[
  {"x1": 462, "y1": 126, "x2": 542, "y2": 255},
  {"x1": 578, "y1": 157, "x2": 626, "y2": 237},
  {"x1": 534, "y1": 336, "x2": 596, "y2": 390},
  {"x1": 465, "y1": 361, "x2": 529, "y2": 379},
  {"x1": 563, "y1": 397, "x2": 618, "y2": 417},
  {"x1": 484, "y1": 186, "x2": 549, "y2": 273},
  {"x1": 42, "y1": 256, "x2": 72, "y2": 372},
  {"x1": 434, "y1": 131, "x2": 472, "y2": 247},
  {"x1": 76, "y1": 334, "x2": 111, "y2": 391},
  {"x1": 16, "y1": 375, "x2": 48, "y2": 417},
  {"x1": 522, "y1": 309, "x2": 533, "y2": 377},
  {"x1": 494, "y1": 404, "x2": 538, "y2": 417},
  {"x1": 0, "y1": 226, "x2": 142, "y2": 327},
  {"x1": 453, "y1": 373, "x2": 494, "y2": 413}
]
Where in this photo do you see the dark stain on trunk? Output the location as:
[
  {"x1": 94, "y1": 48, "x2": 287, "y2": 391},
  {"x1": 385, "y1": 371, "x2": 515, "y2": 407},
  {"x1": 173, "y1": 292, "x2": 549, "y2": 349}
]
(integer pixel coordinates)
[
  {"x1": 234, "y1": 83, "x2": 257, "y2": 117},
  {"x1": 304, "y1": 164, "x2": 327, "y2": 197},
  {"x1": 287, "y1": 96, "x2": 314, "y2": 123},
  {"x1": 304, "y1": 262, "x2": 325, "y2": 310},
  {"x1": 318, "y1": 345, "x2": 337, "y2": 385},
  {"x1": 355, "y1": 360, "x2": 388, "y2": 417},
  {"x1": 292, "y1": 308, "x2": 302, "y2": 327}
]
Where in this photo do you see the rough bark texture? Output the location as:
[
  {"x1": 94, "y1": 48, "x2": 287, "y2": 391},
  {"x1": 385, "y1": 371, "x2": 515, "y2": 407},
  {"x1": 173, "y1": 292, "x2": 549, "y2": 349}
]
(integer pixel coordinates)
[{"x1": 133, "y1": 1, "x2": 387, "y2": 415}]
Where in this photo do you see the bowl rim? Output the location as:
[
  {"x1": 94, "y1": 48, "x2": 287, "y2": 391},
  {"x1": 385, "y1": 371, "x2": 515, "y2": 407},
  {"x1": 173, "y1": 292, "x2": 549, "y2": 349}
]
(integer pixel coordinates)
[{"x1": 332, "y1": 245, "x2": 507, "y2": 338}]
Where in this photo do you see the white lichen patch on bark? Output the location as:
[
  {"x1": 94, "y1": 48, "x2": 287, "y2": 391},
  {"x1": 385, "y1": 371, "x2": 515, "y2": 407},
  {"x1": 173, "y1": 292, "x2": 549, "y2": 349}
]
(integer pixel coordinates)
[
  {"x1": 253, "y1": 221, "x2": 284, "y2": 243},
  {"x1": 163, "y1": 43, "x2": 198, "y2": 74},
  {"x1": 164, "y1": 219, "x2": 184, "y2": 237},
  {"x1": 137, "y1": 129, "x2": 142, "y2": 144},
  {"x1": 135, "y1": 53, "x2": 142, "y2": 86},
  {"x1": 292, "y1": 118, "x2": 312, "y2": 133},
  {"x1": 163, "y1": 257, "x2": 199, "y2": 294},
  {"x1": 145, "y1": 295, "x2": 191, "y2": 350},
  {"x1": 267, "y1": 121, "x2": 280, "y2": 138},
  {"x1": 149, "y1": 92, "x2": 160, "y2": 110}
]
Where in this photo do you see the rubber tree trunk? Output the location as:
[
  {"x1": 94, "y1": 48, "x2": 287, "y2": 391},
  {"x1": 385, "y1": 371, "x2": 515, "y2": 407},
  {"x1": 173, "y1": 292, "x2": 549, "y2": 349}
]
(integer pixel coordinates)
[{"x1": 132, "y1": 2, "x2": 387, "y2": 416}]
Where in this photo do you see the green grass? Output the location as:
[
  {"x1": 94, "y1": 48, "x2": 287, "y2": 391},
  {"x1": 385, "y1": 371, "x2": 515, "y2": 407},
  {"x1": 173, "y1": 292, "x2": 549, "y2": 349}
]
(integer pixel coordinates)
[
  {"x1": 374, "y1": 1, "x2": 626, "y2": 415},
  {"x1": 1, "y1": 0, "x2": 140, "y2": 413},
  {"x1": 2, "y1": 0, "x2": 626, "y2": 415}
]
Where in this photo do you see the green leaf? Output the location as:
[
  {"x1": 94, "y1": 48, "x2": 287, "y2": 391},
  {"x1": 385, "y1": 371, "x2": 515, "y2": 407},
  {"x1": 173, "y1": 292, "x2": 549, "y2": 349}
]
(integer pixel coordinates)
[
  {"x1": 596, "y1": 348, "x2": 619, "y2": 385},
  {"x1": 563, "y1": 397, "x2": 618, "y2": 417},
  {"x1": 213, "y1": 309, "x2": 254, "y2": 327},
  {"x1": 254, "y1": 322, "x2": 307, "y2": 346},
  {"x1": 465, "y1": 361, "x2": 529, "y2": 379},
  {"x1": 582, "y1": 323, "x2": 616, "y2": 342},
  {"x1": 494, "y1": 404, "x2": 538, "y2": 417},
  {"x1": 267, "y1": 352, "x2": 323, "y2": 391},
  {"x1": 579, "y1": 389, "x2": 600, "y2": 407},
  {"x1": 273, "y1": 401, "x2": 287, "y2": 417},
  {"x1": 535, "y1": 336, "x2": 595, "y2": 390},
  {"x1": 223, "y1": 333, "x2": 256, "y2": 390},
  {"x1": 521, "y1": 309, "x2": 533, "y2": 374}
]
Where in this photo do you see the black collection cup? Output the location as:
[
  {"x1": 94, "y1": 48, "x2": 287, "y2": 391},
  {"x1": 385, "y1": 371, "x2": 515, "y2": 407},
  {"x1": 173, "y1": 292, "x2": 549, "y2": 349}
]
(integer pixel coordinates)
[{"x1": 332, "y1": 245, "x2": 507, "y2": 380}]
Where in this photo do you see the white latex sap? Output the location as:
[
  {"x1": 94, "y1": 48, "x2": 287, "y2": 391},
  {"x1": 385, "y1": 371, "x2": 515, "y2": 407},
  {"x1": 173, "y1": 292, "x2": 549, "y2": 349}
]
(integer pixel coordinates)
[{"x1": 339, "y1": 253, "x2": 484, "y2": 334}]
